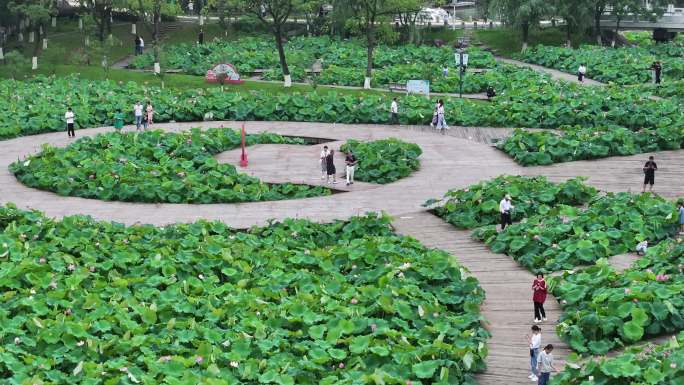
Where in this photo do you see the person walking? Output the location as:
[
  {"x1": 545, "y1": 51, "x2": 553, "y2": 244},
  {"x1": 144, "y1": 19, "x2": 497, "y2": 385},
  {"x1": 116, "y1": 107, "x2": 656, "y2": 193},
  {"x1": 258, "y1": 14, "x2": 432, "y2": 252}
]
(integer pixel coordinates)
[
  {"x1": 390, "y1": 97, "x2": 399, "y2": 125},
  {"x1": 499, "y1": 194, "x2": 514, "y2": 230},
  {"x1": 577, "y1": 63, "x2": 587, "y2": 82},
  {"x1": 678, "y1": 201, "x2": 684, "y2": 234},
  {"x1": 642, "y1": 155, "x2": 657, "y2": 193},
  {"x1": 320, "y1": 145, "x2": 329, "y2": 180},
  {"x1": 536, "y1": 344, "x2": 557, "y2": 385},
  {"x1": 134, "y1": 101, "x2": 144, "y2": 130},
  {"x1": 326, "y1": 149, "x2": 337, "y2": 184},
  {"x1": 442, "y1": 65, "x2": 449, "y2": 77},
  {"x1": 145, "y1": 101, "x2": 155, "y2": 129},
  {"x1": 651, "y1": 61, "x2": 662, "y2": 84},
  {"x1": 139, "y1": 36, "x2": 145, "y2": 54},
  {"x1": 435, "y1": 99, "x2": 448, "y2": 133},
  {"x1": 526, "y1": 325, "x2": 542, "y2": 382},
  {"x1": 134, "y1": 35, "x2": 141, "y2": 55},
  {"x1": 113, "y1": 109, "x2": 125, "y2": 132},
  {"x1": 533, "y1": 273, "x2": 547, "y2": 323},
  {"x1": 65, "y1": 107, "x2": 75, "y2": 138},
  {"x1": 430, "y1": 100, "x2": 439, "y2": 129},
  {"x1": 198, "y1": 28, "x2": 204, "y2": 45},
  {"x1": 345, "y1": 150, "x2": 357, "y2": 186}
]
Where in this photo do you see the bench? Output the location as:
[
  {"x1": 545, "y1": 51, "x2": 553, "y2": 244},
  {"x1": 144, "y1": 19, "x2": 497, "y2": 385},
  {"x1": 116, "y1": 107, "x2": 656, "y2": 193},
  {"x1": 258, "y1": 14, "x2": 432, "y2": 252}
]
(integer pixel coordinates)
[
  {"x1": 388, "y1": 83, "x2": 408, "y2": 93},
  {"x1": 245, "y1": 69, "x2": 267, "y2": 76}
]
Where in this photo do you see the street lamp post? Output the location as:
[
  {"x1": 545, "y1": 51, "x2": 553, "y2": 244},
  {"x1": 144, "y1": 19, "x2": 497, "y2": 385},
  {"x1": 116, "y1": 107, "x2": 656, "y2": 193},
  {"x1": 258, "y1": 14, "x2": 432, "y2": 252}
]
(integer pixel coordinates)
[{"x1": 455, "y1": 47, "x2": 468, "y2": 98}]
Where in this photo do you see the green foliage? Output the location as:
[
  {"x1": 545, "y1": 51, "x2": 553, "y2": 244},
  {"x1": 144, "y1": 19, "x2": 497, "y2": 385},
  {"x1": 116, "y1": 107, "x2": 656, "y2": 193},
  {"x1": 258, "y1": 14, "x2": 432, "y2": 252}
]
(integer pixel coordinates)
[
  {"x1": 428, "y1": 176, "x2": 598, "y2": 229},
  {"x1": 517, "y1": 44, "x2": 684, "y2": 84},
  {"x1": 10, "y1": 128, "x2": 330, "y2": 203},
  {"x1": 498, "y1": 124, "x2": 684, "y2": 166},
  {"x1": 0, "y1": 206, "x2": 489, "y2": 384},
  {"x1": 475, "y1": 192, "x2": 678, "y2": 272},
  {"x1": 552, "y1": 238, "x2": 684, "y2": 355},
  {"x1": 339, "y1": 138, "x2": 422, "y2": 184},
  {"x1": 553, "y1": 333, "x2": 684, "y2": 385}
]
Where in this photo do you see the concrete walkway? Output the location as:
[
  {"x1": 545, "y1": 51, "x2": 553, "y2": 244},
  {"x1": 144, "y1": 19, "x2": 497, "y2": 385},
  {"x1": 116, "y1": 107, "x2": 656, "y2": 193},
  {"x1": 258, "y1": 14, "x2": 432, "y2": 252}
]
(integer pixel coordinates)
[{"x1": 497, "y1": 57, "x2": 605, "y2": 86}]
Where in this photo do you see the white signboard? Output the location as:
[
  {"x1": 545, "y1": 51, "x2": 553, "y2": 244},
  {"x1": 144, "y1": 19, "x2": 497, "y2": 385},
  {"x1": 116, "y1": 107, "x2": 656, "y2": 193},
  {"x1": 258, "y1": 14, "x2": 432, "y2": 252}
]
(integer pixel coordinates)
[
  {"x1": 406, "y1": 80, "x2": 430, "y2": 96},
  {"x1": 455, "y1": 53, "x2": 469, "y2": 67}
]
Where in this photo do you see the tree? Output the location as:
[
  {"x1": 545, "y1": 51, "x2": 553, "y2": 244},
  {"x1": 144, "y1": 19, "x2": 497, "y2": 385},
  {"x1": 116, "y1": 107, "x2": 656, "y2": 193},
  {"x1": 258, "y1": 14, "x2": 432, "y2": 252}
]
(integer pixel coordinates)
[
  {"x1": 128, "y1": 0, "x2": 179, "y2": 72},
  {"x1": 590, "y1": 0, "x2": 609, "y2": 44},
  {"x1": 552, "y1": 0, "x2": 591, "y2": 47},
  {"x1": 9, "y1": 0, "x2": 55, "y2": 69},
  {"x1": 241, "y1": 0, "x2": 296, "y2": 87},
  {"x1": 394, "y1": 0, "x2": 424, "y2": 44},
  {"x1": 300, "y1": 0, "x2": 326, "y2": 36},
  {"x1": 351, "y1": 0, "x2": 406, "y2": 89},
  {"x1": 608, "y1": 0, "x2": 665, "y2": 46},
  {"x1": 490, "y1": 0, "x2": 550, "y2": 51},
  {"x1": 81, "y1": 0, "x2": 126, "y2": 42}
]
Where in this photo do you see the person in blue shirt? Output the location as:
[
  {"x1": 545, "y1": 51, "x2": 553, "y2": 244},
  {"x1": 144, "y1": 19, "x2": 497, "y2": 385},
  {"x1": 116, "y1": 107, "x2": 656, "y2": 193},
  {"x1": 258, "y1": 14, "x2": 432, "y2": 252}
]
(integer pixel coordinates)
[{"x1": 678, "y1": 202, "x2": 684, "y2": 234}]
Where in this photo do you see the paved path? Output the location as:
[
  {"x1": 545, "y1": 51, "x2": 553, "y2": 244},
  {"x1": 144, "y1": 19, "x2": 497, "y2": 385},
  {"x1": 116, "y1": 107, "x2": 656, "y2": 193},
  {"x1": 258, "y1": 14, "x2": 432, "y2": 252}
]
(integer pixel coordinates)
[
  {"x1": 497, "y1": 57, "x2": 605, "y2": 86},
  {"x1": 2, "y1": 121, "x2": 684, "y2": 384},
  {"x1": 393, "y1": 212, "x2": 571, "y2": 385}
]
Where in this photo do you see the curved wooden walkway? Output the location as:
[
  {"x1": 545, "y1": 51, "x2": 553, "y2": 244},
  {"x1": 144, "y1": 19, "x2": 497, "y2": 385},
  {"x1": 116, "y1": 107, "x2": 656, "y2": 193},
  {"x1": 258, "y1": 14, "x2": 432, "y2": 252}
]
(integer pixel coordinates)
[
  {"x1": 497, "y1": 57, "x2": 605, "y2": 86},
  {"x1": 2, "y1": 121, "x2": 683, "y2": 384}
]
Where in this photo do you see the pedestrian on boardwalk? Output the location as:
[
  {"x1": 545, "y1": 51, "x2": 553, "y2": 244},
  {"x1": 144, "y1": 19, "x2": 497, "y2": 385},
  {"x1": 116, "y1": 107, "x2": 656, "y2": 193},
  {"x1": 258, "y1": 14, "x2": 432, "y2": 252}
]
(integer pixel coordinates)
[
  {"x1": 326, "y1": 149, "x2": 337, "y2": 184},
  {"x1": 145, "y1": 100, "x2": 155, "y2": 129},
  {"x1": 533, "y1": 273, "x2": 547, "y2": 323},
  {"x1": 435, "y1": 99, "x2": 448, "y2": 133},
  {"x1": 577, "y1": 63, "x2": 587, "y2": 82},
  {"x1": 642, "y1": 155, "x2": 657, "y2": 193},
  {"x1": 499, "y1": 194, "x2": 514, "y2": 230},
  {"x1": 430, "y1": 100, "x2": 439, "y2": 129},
  {"x1": 636, "y1": 240, "x2": 649, "y2": 256},
  {"x1": 678, "y1": 201, "x2": 684, "y2": 234},
  {"x1": 345, "y1": 150, "x2": 357, "y2": 186},
  {"x1": 536, "y1": 344, "x2": 557, "y2": 385},
  {"x1": 134, "y1": 101, "x2": 144, "y2": 130},
  {"x1": 651, "y1": 61, "x2": 662, "y2": 84},
  {"x1": 320, "y1": 145, "x2": 329, "y2": 180},
  {"x1": 390, "y1": 97, "x2": 399, "y2": 125},
  {"x1": 526, "y1": 325, "x2": 542, "y2": 382},
  {"x1": 134, "y1": 35, "x2": 141, "y2": 55},
  {"x1": 113, "y1": 109, "x2": 125, "y2": 132},
  {"x1": 198, "y1": 28, "x2": 204, "y2": 45},
  {"x1": 65, "y1": 107, "x2": 75, "y2": 138}
]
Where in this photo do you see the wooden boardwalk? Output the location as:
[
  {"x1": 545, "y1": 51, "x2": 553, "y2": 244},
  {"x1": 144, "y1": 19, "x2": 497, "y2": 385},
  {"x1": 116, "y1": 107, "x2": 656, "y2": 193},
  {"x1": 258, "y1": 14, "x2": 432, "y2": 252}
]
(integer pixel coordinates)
[
  {"x1": 496, "y1": 57, "x2": 604, "y2": 86},
  {"x1": 393, "y1": 212, "x2": 571, "y2": 385}
]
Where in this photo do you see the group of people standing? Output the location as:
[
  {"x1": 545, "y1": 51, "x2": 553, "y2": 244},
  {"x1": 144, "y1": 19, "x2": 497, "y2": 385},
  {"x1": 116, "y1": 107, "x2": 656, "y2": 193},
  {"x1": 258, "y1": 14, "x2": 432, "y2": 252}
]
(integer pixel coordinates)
[
  {"x1": 320, "y1": 146, "x2": 357, "y2": 186},
  {"x1": 64, "y1": 101, "x2": 155, "y2": 137},
  {"x1": 134, "y1": 35, "x2": 145, "y2": 56}
]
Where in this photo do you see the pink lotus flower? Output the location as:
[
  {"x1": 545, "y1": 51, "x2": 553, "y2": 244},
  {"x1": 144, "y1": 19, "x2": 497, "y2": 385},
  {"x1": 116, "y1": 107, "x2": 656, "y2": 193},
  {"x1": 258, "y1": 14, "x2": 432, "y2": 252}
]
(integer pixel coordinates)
[
  {"x1": 68, "y1": 264, "x2": 76, "y2": 271},
  {"x1": 338, "y1": 363, "x2": 345, "y2": 369},
  {"x1": 624, "y1": 288, "x2": 631, "y2": 294},
  {"x1": 119, "y1": 367, "x2": 128, "y2": 372},
  {"x1": 671, "y1": 363, "x2": 677, "y2": 369},
  {"x1": 38, "y1": 257, "x2": 46, "y2": 264},
  {"x1": 533, "y1": 235, "x2": 541, "y2": 241},
  {"x1": 633, "y1": 298, "x2": 639, "y2": 302},
  {"x1": 406, "y1": 381, "x2": 413, "y2": 385},
  {"x1": 656, "y1": 274, "x2": 669, "y2": 282},
  {"x1": 195, "y1": 356, "x2": 203, "y2": 364},
  {"x1": 370, "y1": 323, "x2": 377, "y2": 332},
  {"x1": 158, "y1": 356, "x2": 172, "y2": 362},
  {"x1": 350, "y1": 298, "x2": 358, "y2": 304},
  {"x1": 65, "y1": 308, "x2": 72, "y2": 315}
]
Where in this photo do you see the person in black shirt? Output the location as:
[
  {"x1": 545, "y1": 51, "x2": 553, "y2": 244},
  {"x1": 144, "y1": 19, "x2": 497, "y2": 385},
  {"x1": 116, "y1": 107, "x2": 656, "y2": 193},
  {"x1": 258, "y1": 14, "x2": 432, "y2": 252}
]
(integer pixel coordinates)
[
  {"x1": 198, "y1": 29, "x2": 204, "y2": 45},
  {"x1": 651, "y1": 61, "x2": 662, "y2": 84},
  {"x1": 345, "y1": 151, "x2": 357, "y2": 186},
  {"x1": 643, "y1": 155, "x2": 657, "y2": 193},
  {"x1": 326, "y1": 149, "x2": 337, "y2": 184},
  {"x1": 134, "y1": 35, "x2": 141, "y2": 55}
]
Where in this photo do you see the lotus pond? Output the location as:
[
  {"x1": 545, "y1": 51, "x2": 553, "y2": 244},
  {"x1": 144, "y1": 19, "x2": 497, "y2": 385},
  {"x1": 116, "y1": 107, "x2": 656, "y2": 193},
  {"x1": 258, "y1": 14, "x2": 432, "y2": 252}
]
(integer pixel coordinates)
[
  {"x1": 10, "y1": 128, "x2": 331, "y2": 203},
  {"x1": 0, "y1": 207, "x2": 488, "y2": 384},
  {"x1": 340, "y1": 138, "x2": 422, "y2": 184}
]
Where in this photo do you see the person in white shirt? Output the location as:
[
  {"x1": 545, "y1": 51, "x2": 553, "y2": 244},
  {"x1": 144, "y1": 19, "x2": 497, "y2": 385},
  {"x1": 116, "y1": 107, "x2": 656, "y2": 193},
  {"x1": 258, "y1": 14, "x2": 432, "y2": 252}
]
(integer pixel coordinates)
[
  {"x1": 435, "y1": 99, "x2": 448, "y2": 133},
  {"x1": 442, "y1": 65, "x2": 449, "y2": 77},
  {"x1": 536, "y1": 344, "x2": 557, "y2": 385},
  {"x1": 390, "y1": 98, "x2": 399, "y2": 125},
  {"x1": 139, "y1": 36, "x2": 145, "y2": 54},
  {"x1": 320, "y1": 145, "x2": 329, "y2": 180},
  {"x1": 64, "y1": 107, "x2": 75, "y2": 137},
  {"x1": 578, "y1": 64, "x2": 587, "y2": 82},
  {"x1": 527, "y1": 325, "x2": 542, "y2": 382},
  {"x1": 636, "y1": 240, "x2": 648, "y2": 256},
  {"x1": 499, "y1": 194, "x2": 514, "y2": 230},
  {"x1": 133, "y1": 101, "x2": 144, "y2": 130}
]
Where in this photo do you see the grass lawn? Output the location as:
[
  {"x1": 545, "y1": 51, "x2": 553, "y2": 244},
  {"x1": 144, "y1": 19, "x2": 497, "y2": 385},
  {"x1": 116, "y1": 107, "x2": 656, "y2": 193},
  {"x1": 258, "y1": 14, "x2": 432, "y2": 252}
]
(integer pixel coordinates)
[{"x1": 474, "y1": 27, "x2": 593, "y2": 56}]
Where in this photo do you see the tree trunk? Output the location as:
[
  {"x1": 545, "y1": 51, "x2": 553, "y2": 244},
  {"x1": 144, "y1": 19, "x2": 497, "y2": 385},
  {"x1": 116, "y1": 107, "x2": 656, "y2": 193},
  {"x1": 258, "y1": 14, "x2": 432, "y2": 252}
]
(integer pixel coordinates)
[
  {"x1": 521, "y1": 22, "x2": 529, "y2": 52},
  {"x1": 594, "y1": 7, "x2": 603, "y2": 45},
  {"x1": 612, "y1": 18, "x2": 620, "y2": 47},
  {"x1": 32, "y1": 24, "x2": 40, "y2": 69},
  {"x1": 566, "y1": 21, "x2": 572, "y2": 47},
  {"x1": 274, "y1": 27, "x2": 291, "y2": 86},
  {"x1": 365, "y1": 16, "x2": 375, "y2": 89}
]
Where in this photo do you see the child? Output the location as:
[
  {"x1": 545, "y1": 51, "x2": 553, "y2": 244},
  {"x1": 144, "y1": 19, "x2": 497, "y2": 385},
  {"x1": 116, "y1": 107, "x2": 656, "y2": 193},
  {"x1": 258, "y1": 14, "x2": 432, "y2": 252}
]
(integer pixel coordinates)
[
  {"x1": 636, "y1": 240, "x2": 648, "y2": 256},
  {"x1": 537, "y1": 344, "x2": 557, "y2": 385},
  {"x1": 113, "y1": 109, "x2": 124, "y2": 132},
  {"x1": 526, "y1": 325, "x2": 542, "y2": 382},
  {"x1": 64, "y1": 107, "x2": 75, "y2": 138}
]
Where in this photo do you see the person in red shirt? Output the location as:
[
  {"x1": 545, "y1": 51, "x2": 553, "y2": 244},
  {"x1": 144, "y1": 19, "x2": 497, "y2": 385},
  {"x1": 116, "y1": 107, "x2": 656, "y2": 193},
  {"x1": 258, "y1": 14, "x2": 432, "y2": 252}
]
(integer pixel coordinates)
[{"x1": 532, "y1": 273, "x2": 547, "y2": 323}]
